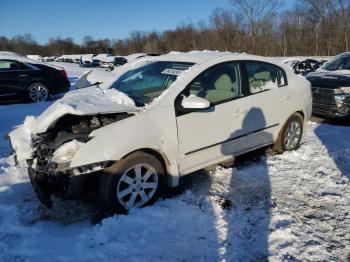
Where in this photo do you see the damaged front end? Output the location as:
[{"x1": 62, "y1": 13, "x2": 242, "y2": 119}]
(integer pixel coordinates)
[{"x1": 25, "y1": 113, "x2": 132, "y2": 208}]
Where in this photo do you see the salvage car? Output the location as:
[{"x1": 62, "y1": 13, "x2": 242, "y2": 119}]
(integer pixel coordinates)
[
  {"x1": 283, "y1": 58, "x2": 325, "y2": 75},
  {"x1": 0, "y1": 55, "x2": 70, "y2": 102},
  {"x1": 292, "y1": 59, "x2": 324, "y2": 75},
  {"x1": 306, "y1": 52, "x2": 350, "y2": 118},
  {"x1": 8, "y1": 51, "x2": 312, "y2": 211}
]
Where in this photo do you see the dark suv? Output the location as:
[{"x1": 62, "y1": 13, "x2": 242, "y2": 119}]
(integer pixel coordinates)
[{"x1": 306, "y1": 53, "x2": 350, "y2": 118}]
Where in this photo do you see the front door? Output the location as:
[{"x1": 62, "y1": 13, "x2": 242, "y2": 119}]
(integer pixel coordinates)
[
  {"x1": 176, "y1": 62, "x2": 252, "y2": 174},
  {"x1": 243, "y1": 61, "x2": 288, "y2": 148}
]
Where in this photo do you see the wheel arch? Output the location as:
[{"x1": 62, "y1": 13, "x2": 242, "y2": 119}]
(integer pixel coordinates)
[
  {"x1": 273, "y1": 111, "x2": 304, "y2": 153},
  {"x1": 119, "y1": 148, "x2": 178, "y2": 187},
  {"x1": 294, "y1": 110, "x2": 307, "y2": 126},
  {"x1": 121, "y1": 148, "x2": 170, "y2": 173},
  {"x1": 295, "y1": 110, "x2": 305, "y2": 120}
]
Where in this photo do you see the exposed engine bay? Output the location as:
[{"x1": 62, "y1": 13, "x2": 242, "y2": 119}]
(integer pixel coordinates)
[{"x1": 27, "y1": 113, "x2": 132, "y2": 207}]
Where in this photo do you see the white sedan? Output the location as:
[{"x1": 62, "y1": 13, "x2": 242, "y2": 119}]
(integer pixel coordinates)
[{"x1": 9, "y1": 51, "x2": 312, "y2": 211}]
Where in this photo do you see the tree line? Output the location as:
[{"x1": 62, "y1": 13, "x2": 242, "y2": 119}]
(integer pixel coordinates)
[{"x1": 0, "y1": 0, "x2": 349, "y2": 57}]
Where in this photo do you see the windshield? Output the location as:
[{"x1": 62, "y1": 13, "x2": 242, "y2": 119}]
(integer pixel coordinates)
[
  {"x1": 321, "y1": 54, "x2": 350, "y2": 71},
  {"x1": 111, "y1": 61, "x2": 194, "y2": 106}
]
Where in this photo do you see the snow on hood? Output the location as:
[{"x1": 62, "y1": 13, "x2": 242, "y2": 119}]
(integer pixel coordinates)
[
  {"x1": 9, "y1": 87, "x2": 138, "y2": 162},
  {"x1": 34, "y1": 87, "x2": 137, "y2": 133}
]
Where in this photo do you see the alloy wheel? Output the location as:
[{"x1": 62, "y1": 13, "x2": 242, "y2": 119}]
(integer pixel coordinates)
[
  {"x1": 29, "y1": 84, "x2": 49, "y2": 102},
  {"x1": 284, "y1": 120, "x2": 301, "y2": 150},
  {"x1": 116, "y1": 163, "x2": 159, "y2": 209}
]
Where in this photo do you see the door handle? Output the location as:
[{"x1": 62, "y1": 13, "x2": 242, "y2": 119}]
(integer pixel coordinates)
[
  {"x1": 19, "y1": 74, "x2": 28, "y2": 77},
  {"x1": 233, "y1": 109, "x2": 247, "y2": 118},
  {"x1": 280, "y1": 95, "x2": 290, "y2": 102}
]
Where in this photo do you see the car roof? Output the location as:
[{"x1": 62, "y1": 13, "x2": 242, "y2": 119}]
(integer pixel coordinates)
[
  {"x1": 156, "y1": 51, "x2": 230, "y2": 63},
  {"x1": 142, "y1": 51, "x2": 279, "y2": 66},
  {"x1": 0, "y1": 55, "x2": 40, "y2": 63},
  {"x1": 0, "y1": 55, "x2": 63, "y2": 70}
]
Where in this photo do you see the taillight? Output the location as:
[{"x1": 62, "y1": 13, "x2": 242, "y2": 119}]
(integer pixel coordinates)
[{"x1": 60, "y1": 70, "x2": 68, "y2": 80}]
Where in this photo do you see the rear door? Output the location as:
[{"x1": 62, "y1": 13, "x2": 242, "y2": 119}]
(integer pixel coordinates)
[{"x1": 243, "y1": 61, "x2": 287, "y2": 148}]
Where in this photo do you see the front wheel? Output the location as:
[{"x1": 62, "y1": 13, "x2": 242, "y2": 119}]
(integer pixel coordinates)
[
  {"x1": 99, "y1": 152, "x2": 165, "y2": 213},
  {"x1": 273, "y1": 113, "x2": 304, "y2": 153},
  {"x1": 27, "y1": 83, "x2": 50, "y2": 102}
]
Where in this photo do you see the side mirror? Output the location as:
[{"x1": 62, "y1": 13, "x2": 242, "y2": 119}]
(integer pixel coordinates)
[{"x1": 181, "y1": 95, "x2": 210, "y2": 110}]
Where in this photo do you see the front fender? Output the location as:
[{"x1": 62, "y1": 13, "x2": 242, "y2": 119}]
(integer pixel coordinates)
[{"x1": 69, "y1": 107, "x2": 180, "y2": 184}]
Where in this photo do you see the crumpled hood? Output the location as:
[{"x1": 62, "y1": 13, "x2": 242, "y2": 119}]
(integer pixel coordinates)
[
  {"x1": 34, "y1": 87, "x2": 138, "y2": 133},
  {"x1": 8, "y1": 87, "x2": 138, "y2": 162}
]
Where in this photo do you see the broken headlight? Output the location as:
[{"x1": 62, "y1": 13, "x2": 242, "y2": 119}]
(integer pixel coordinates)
[
  {"x1": 51, "y1": 140, "x2": 84, "y2": 164},
  {"x1": 334, "y1": 87, "x2": 350, "y2": 94}
]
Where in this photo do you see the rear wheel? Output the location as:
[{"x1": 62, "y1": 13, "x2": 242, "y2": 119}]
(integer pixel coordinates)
[
  {"x1": 273, "y1": 113, "x2": 303, "y2": 153},
  {"x1": 99, "y1": 152, "x2": 165, "y2": 213},
  {"x1": 27, "y1": 83, "x2": 49, "y2": 102}
]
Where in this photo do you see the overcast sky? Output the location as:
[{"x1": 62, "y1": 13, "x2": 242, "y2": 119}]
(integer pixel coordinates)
[{"x1": 0, "y1": 0, "x2": 295, "y2": 44}]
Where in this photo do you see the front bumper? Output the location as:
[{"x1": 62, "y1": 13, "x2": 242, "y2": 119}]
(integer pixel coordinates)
[
  {"x1": 312, "y1": 102, "x2": 350, "y2": 118},
  {"x1": 312, "y1": 88, "x2": 350, "y2": 118},
  {"x1": 28, "y1": 163, "x2": 54, "y2": 208},
  {"x1": 27, "y1": 159, "x2": 110, "y2": 208}
]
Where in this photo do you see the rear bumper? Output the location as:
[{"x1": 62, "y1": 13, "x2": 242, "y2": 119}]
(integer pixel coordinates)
[{"x1": 49, "y1": 78, "x2": 70, "y2": 95}]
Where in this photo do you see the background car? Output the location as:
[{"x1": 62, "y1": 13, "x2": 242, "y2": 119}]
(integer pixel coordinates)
[
  {"x1": 306, "y1": 52, "x2": 350, "y2": 118},
  {"x1": 282, "y1": 58, "x2": 325, "y2": 75},
  {"x1": 0, "y1": 55, "x2": 70, "y2": 102},
  {"x1": 292, "y1": 58, "x2": 324, "y2": 75}
]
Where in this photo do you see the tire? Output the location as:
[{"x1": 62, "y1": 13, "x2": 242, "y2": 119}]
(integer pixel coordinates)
[
  {"x1": 273, "y1": 113, "x2": 304, "y2": 153},
  {"x1": 99, "y1": 151, "x2": 165, "y2": 213},
  {"x1": 27, "y1": 82, "x2": 50, "y2": 103}
]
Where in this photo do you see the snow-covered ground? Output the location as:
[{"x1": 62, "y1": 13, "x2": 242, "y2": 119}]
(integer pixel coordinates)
[{"x1": 0, "y1": 63, "x2": 349, "y2": 261}]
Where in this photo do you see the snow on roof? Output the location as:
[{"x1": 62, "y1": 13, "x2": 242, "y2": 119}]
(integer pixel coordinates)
[
  {"x1": 94, "y1": 54, "x2": 113, "y2": 59},
  {"x1": 26, "y1": 55, "x2": 41, "y2": 60},
  {"x1": 135, "y1": 50, "x2": 269, "y2": 65},
  {"x1": 125, "y1": 53, "x2": 147, "y2": 62},
  {"x1": 0, "y1": 55, "x2": 63, "y2": 70},
  {"x1": 157, "y1": 51, "x2": 233, "y2": 63},
  {"x1": 0, "y1": 54, "x2": 41, "y2": 64},
  {"x1": 0, "y1": 51, "x2": 21, "y2": 57}
]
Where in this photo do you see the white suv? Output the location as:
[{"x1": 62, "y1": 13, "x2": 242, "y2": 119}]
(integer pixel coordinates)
[{"x1": 9, "y1": 51, "x2": 312, "y2": 211}]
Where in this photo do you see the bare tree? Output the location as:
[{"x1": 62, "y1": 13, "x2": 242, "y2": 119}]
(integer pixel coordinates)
[
  {"x1": 1, "y1": 0, "x2": 349, "y2": 57},
  {"x1": 230, "y1": 0, "x2": 282, "y2": 52}
]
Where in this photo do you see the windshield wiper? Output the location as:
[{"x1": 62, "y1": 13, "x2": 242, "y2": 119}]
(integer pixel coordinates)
[{"x1": 83, "y1": 82, "x2": 103, "y2": 89}]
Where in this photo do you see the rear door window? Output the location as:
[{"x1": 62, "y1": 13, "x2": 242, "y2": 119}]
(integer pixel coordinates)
[{"x1": 245, "y1": 62, "x2": 287, "y2": 94}]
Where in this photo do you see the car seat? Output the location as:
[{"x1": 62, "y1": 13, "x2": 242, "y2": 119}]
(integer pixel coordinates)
[
  {"x1": 249, "y1": 71, "x2": 272, "y2": 93},
  {"x1": 204, "y1": 73, "x2": 238, "y2": 103},
  {"x1": 9, "y1": 63, "x2": 19, "y2": 70}
]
